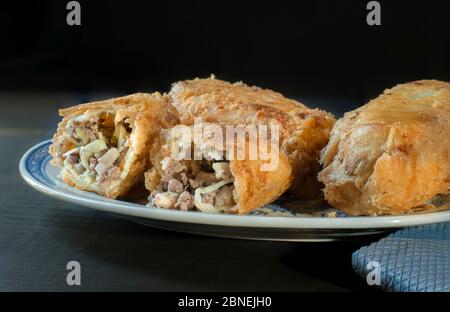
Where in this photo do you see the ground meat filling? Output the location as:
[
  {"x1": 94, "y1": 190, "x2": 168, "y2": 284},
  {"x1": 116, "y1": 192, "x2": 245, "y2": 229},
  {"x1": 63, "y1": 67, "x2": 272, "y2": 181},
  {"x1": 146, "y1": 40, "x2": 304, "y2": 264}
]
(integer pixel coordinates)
[
  {"x1": 59, "y1": 112, "x2": 131, "y2": 185},
  {"x1": 150, "y1": 158, "x2": 236, "y2": 213}
]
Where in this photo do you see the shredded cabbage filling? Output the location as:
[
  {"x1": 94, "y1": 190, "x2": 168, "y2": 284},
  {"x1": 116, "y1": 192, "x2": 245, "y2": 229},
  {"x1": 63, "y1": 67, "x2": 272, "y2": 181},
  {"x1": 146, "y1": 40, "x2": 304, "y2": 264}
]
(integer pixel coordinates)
[
  {"x1": 149, "y1": 159, "x2": 237, "y2": 213},
  {"x1": 56, "y1": 111, "x2": 131, "y2": 184}
]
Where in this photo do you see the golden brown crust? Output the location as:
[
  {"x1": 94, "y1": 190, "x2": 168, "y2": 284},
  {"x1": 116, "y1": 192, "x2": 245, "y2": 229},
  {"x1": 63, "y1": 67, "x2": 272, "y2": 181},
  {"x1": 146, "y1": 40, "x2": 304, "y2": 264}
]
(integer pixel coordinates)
[
  {"x1": 318, "y1": 80, "x2": 450, "y2": 215},
  {"x1": 146, "y1": 124, "x2": 292, "y2": 214},
  {"x1": 49, "y1": 93, "x2": 179, "y2": 198},
  {"x1": 169, "y1": 77, "x2": 335, "y2": 198},
  {"x1": 230, "y1": 152, "x2": 292, "y2": 214}
]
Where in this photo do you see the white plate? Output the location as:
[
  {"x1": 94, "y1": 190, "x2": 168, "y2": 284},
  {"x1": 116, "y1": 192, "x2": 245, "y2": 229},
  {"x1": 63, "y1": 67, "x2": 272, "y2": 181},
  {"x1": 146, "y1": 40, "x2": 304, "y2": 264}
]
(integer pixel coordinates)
[{"x1": 19, "y1": 140, "x2": 450, "y2": 242}]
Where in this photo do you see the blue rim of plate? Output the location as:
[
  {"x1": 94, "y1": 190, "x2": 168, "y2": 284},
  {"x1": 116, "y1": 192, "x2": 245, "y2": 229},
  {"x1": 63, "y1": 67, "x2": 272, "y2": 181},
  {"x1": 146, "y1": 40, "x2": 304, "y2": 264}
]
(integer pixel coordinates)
[{"x1": 19, "y1": 140, "x2": 450, "y2": 230}]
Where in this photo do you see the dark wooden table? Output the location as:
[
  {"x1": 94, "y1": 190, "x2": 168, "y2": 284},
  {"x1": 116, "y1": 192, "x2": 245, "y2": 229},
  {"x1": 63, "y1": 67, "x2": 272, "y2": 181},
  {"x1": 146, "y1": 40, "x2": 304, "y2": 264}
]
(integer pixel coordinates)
[{"x1": 0, "y1": 93, "x2": 377, "y2": 291}]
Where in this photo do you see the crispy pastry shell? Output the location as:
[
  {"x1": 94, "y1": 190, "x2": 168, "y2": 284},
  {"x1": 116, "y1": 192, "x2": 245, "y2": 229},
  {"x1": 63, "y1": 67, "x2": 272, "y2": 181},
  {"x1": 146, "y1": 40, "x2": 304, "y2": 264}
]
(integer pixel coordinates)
[
  {"x1": 318, "y1": 80, "x2": 450, "y2": 215},
  {"x1": 146, "y1": 124, "x2": 292, "y2": 214},
  {"x1": 169, "y1": 77, "x2": 335, "y2": 198},
  {"x1": 49, "y1": 93, "x2": 178, "y2": 198}
]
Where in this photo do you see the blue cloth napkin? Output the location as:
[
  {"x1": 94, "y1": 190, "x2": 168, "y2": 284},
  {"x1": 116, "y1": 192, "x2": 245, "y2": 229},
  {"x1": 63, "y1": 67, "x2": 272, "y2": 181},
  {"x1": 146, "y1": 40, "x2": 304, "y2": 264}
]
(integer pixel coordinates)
[{"x1": 352, "y1": 222, "x2": 450, "y2": 292}]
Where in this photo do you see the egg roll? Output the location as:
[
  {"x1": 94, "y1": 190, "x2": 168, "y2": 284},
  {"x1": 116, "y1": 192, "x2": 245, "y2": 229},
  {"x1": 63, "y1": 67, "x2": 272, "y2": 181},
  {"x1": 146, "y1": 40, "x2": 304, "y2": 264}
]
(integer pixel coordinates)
[
  {"x1": 169, "y1": 77, "x2": 335, "y2": 198},
  {"x1": 49, "y1": 93, "x2": 178, "y2": 198},
  {"x1": 318, "y1": 80, "x2": 450, "y2": 215},
  {"x1": 145, "y1": 123, "x2": 292, "y2": 214}
]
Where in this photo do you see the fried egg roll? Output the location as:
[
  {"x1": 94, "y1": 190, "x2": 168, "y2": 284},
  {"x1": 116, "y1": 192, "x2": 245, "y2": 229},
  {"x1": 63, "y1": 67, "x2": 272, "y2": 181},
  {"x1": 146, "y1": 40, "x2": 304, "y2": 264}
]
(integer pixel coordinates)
[
  {"x1": 168, "y1": 77, "x2": 335, "y2": 198},
  {"x1": 145, "y1": 124, "x2": 292, "y2": 214},
  {"x1": 319, "y1": 80, "x2": 450, "y2": 215},
  {"x1": 49, "y1": 93, "x2": 178, "y2": 198}
]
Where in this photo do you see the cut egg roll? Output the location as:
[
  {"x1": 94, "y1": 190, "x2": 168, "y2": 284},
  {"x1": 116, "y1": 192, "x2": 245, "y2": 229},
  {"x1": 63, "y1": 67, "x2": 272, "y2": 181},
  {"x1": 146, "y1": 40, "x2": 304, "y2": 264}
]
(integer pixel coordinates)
[
  {"x1": 169, "y1": 76, "x2": 335, "y2": 198},
  {"x1": 145, "y1": 124, "x2": 292, "y2": 214},
  {"x1": 318, "y1": 80, "x2": 450, "y2": 216},
  {"x1": 49, "y1": 93, "x2": 178, "y2": 198}
]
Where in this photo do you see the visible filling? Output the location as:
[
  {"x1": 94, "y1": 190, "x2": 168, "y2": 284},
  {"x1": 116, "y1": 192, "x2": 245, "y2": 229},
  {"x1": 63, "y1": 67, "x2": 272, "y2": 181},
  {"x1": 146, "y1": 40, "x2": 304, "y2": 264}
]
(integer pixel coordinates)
[
  {"x1": 56, "y1": 111, "x2": 131, "y2": 186},
  {"x1": 148, "y1": 158, "x2": 237, "y2": 213}
]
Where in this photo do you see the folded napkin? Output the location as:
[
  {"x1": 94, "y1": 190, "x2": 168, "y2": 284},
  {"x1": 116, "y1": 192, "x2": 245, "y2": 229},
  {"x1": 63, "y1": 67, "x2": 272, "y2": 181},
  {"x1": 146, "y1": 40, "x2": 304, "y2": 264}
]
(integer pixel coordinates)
[{"x1": 352, "y1": 222, "x2": 450, "y2": 292}]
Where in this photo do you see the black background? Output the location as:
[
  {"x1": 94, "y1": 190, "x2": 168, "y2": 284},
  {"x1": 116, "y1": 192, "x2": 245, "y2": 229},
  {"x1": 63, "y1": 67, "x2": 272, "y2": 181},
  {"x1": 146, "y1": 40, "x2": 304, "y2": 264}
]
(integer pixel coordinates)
[{"x1": 1, "y1": 0, "x2": 449, "y2": 103}]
